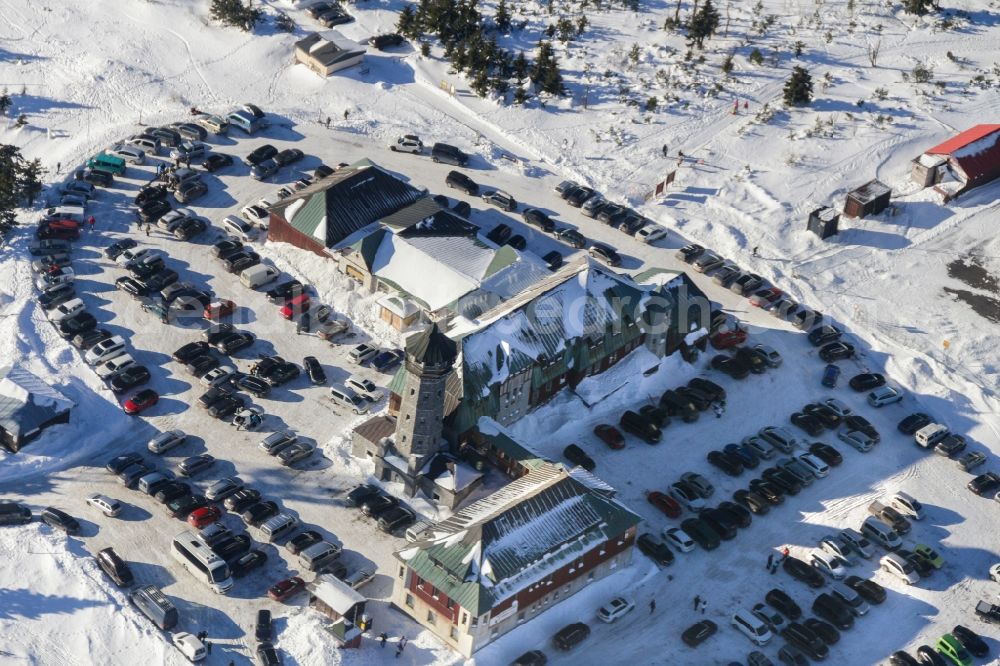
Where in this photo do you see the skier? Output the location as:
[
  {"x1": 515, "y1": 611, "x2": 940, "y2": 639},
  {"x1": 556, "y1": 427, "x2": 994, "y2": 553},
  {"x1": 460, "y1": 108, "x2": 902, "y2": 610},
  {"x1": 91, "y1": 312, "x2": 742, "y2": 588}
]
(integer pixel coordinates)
[
  {"x1": 744, "y1": 100, "x2": 749, "y2": 110},
  {"x1": 733, "y1": 99, "x2": 739, "y2": 114}
]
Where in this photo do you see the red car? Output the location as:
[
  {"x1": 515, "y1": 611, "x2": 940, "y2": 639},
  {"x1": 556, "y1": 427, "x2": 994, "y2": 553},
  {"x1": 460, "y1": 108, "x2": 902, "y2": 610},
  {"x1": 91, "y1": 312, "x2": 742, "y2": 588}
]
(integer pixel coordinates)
[
  {"x1": 267, "y1": 576, "x2": 306, "y2": 602},
  {"x1": 279, "y1": 294, "x2": 310, "y2": 320},
  {"x1": 749, "y1": 287, "x2": 783, "y2": 307},
  {"x1": 123, "y1": 388, "x2": 159, "y2": 414},
  {"x1": 647, "y1": 491, "x2": 682, "y2": 518},
  {"x1": 203, "y1": 299, "x2": 236, "y2": 320},
  {"x1": 710, "y1": 328, "x2": 748, "y2": 350},
  {"x1": 187, "y1": 505, "x2": 222, "y2": 529},
  {"x1": 593, "y1": 424, "x2": 625, "y2": 450}
]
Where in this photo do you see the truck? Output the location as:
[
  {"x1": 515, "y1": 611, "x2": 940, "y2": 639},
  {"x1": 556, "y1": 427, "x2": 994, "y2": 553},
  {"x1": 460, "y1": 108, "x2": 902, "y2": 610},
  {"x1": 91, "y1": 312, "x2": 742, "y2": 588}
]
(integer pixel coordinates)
[
  {"x1": 975, "y1": 600, "x2": 1000, "y2": 624},
  {"x1": 867, "y1": 501, "x2": 912, "y2": 535}
]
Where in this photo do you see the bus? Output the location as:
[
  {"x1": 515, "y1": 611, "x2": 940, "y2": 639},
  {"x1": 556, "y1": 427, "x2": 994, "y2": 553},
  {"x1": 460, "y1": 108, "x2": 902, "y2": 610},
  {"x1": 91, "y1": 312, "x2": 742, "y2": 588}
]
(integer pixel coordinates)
[{"x1": 171, "y1": 530, "x2": 234, "y2": 594}]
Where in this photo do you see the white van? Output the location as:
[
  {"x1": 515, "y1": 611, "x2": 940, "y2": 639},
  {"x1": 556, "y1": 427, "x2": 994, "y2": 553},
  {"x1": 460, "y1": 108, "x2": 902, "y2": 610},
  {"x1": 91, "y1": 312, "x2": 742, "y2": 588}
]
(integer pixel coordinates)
[
  {"x1": 85, "y1": 335, "x2": 127, "y2": 365},
  {"x1": 44, "y1": 205, "x2": 86, "y2": 223},
  {"x1": 860, "y1": 516, "x2": 901, "y2": 550},
  {"x1": 171, "y1": 632, "x2": 206, "y2": 662},
  {"x1": 148, "y1": 430, "x2": 187, "y2": 454},
  {"x1": 868, "y1": 385, "x2": 903, "y2": 407},
  {"x1": 329, "y1": 385, "x2": 369, "y2": 414},
  {"x1": 890, "y1": 491, "x2": 924, "y2": 520},
  {"x1": 299, "y1": 541, "x2": 342, "y2": 572},
  {"x1": 915, "y1": 423, "x2": 949, "y2": 449},
  {"x1": 259, "y1": 513, "x2": 298, "y2": 542},
  {"x1": 240, "y1": 265, "x2": 280, "y2": 289},
  {"x1": 222, "y1": 215, "x2": 257, "y2": 241},
  {"x1": 343, "y1": 566, "x2": 376, "y2": 589},
  {"x1": 731, "y1": 608, "x2": 773, "y2": 646}
]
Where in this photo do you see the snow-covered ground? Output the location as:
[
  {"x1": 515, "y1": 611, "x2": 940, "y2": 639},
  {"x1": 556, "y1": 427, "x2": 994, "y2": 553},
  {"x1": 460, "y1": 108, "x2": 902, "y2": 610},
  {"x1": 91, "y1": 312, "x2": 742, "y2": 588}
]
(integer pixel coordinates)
[{"x1": 2, "y1": 0, "x2": 1000, "y2": 664}]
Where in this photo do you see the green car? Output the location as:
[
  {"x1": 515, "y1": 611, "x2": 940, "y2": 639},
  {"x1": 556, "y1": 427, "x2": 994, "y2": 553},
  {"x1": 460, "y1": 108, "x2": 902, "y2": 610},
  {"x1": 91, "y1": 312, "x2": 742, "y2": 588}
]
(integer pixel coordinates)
[
  {"x1": 936, "y1": 634, "x2": 972, "y2": 666},
  {"x1": 914, "y1": 544, "x2": 945, "y2": 569}
]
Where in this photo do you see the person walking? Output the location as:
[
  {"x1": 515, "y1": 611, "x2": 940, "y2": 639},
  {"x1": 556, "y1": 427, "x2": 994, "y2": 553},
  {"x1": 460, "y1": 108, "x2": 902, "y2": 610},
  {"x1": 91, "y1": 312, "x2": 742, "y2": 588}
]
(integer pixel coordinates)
[
  {"x1": 661, "y1": 144, "x2": 668, "y2": 158},
  {"x1": 89, "y1": 216, "x2": 95, "y2": 232},
  {"x1": 379, "y1": 633, "x2": 388, "y2": 648},
  {"x1": 752, "y1": 246, "x2": 759, "y2": 257},
  {"x1": 693, "y1": 595, "x2": 701, "y2": 610},
  {"x1": 206, "y1": 642, "x2": 212, "y2": 655},
  {"x1": 770, "y1": 560, "x2": 779, "y2": 574},
  {"x1": 56, "y1": 161, "x2": 61, "y2": 174},
  {"x1": 400, "y1": 636, "x2": 407, "y2": 649},
  {"x1": 701, "y1": 600, "x2": 707, "y2": 615},
  {"x1": 766, "y1": 553, "x2": 774, "y2": 571},
  {"x1": 325, "y1": 116, "x2": 331, "y2": 129},
  {"x1": 781, "y1": 546, "x2": 790, "y2": 561},
  {"x1": 395, "y1": 643, "x2": 404, "y2": 658},
  {"x1": 343, "y1": 109, "x2": 349, "y2": 120},
  {"x1": 649, "y1": 599, "x2": 656, "y2": 615}
]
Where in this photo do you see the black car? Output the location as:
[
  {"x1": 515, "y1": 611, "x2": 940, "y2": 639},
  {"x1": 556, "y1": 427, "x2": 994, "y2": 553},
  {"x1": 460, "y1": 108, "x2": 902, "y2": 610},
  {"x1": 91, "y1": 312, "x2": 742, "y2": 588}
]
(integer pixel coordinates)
[
  {"x1": 898, "y1": 412, "x2": 933, "y2": 435},
  {"x1": 505, "y1": 234, "x2": 527, "y2": 250},
  {"x1": 105, "y1": 239, "x2": 139, "y2": 260},
  {"x1": 370, "y1": 32, "x2": 405, "y2": 49},
  {"x1": 274, "y1": 148, "x2": 304, "y2": 166},
  {"x1": 38, "y1": 283, "x2": 76, "y2": 310},
  {"x1": 681, "y1": 619, "x2": 717, "y2": 647},
  {"x1": 225, "y1": 488, "x2": 262, "y2": 513},
  {"x1": 723, "y1": 442, "x2": 758, "y2": 469},
  {"x1": 175, "y1": 217, "x2": 207, "y2": 240},
  {"x1": 107, "y1": 452, "x2": 145, "y2": 474},
  {"x1": 186, "y1": 354, "x2": 220, "y2": 377},
  {"x1": 371, "y1": 348, "x2": 404, "y2": 372},
  {"x1": 256, "y1": 642, "x2": 280, "y2": 666},
  {"x1": 198, "y1": 385, "x2": 232, "y2": 410},
  {"x1": 72, "y1": 328, "x2": 111, "y2": 352},
  {"x1": 445, "y1": 170, "x2": 478, "y2": 195},
  {"x1": 554, "y1": 227, "x2": 586, "y2": 248},
  {"x1": 303, "y1": 356, "x2": 326, "y2": 385},
  {"x1": 230, "y1": 549, "x2": 268, "y2": 578},
  {"x1": 849, "y1": 372, "x2": 886, "y2": 391},
  {"x1": 711, "y1": 354, "x2": 750, "y2": 380},
  {"x1": 563, "y1": 444, "x2": 595, "y2": 472},
  {"x1": 967, "y1": 471, "x2": 1000, "y2": 495},
  {"x1": 361, "y1": 494, "x2": 399, "y2": 518},
  {"x1": 680, "y1": 518, "x2": 721, "y2": 551},
  {"x1": 790, "y1": 412, "x2": 824, "y2": 436},
  {"x1": 636, "y1": 533, "x2": 674, "y2": 566},
  {"x1": 819, "y1": 341, "x2": 855, "y2": 362},
  {"x1": 803, "y1": 402, "x2": 842, "y2": 428},
  {"x1": 733, "y1": 489, "x2": 770, "y2": 515},
  {"x1": 108, "y1": 365, "x2": 151, "y2": 393},
  {"x1": 139, "y1": 269, "x2": 180, "y2": 293},
  {"x1": 731, "y1": 272, "x2": 763, "y2": 295},
  {"x1": 588, "y1": 243, "x2": 621, "y2": 267},
  {"x1": 266, "y1": 280, "x2": 305, "y2": 302},
  {"x1": 512, "y1": 651, "x2": 548, "y2": 666},
  {"x1": 223, "y1": 250, "x2": 261, "y2": 273},
  {"x1": 734, "y1": 346, "x2": 767, "y2": 374},
  {"x1": 522, "y1": 208, "x2": 555, "y2": 232},
  {"x1": 128, "y1": 257, "x2": 165, "y2": 281},
  {"x1": 485, "y1": 223, "x2": 512, "y2": 245},
  {"x1": 915, "y1": 645, "x2": 948, "y2": 666},
  {"x1": 135, "y1": 185, "x2": 169, "y2": 206},
  {"x1": 255, "y1": 609, "x2": 273, "y2": 642},
  {"x1": 707, "y1": 450, "x2": 743, "y2": 476},
  {"x1": 803, "y1": 617, "x2": 839, "y2": 645},
  {"x1": 203, "y1": 153, "x2": 234, "y2": 172},
  {"x1": 781, "y1": 622, "x2": 829, "y2": 660},
  {"x1": 844, "y1": 414, "x2": 880, "y2": 443},
  {"x1": 208, "y1": 394, "x2": 245, "y2": 419},
  {"x1": 138, "y1": 198, "x2": 172, "y2": 223},
  {"x1": 204, "y1": 323, "x2": 235, "y2": 345},
  {"x1": 890, "y1": 652, "x2": 920, "y2": 666},
  {"x1": 173, "y1": 341, "x2": 210, "y2": 363},
  {"x1": 808, "y1": 442, "x2": 843, "y2": 466},
  {"x1": 286, "y1": 530, "x2": 323, "y2": 555},
  {"x1": 115, "y1": 275, "x2": 147, "y2": 297},
  {"x1": 748, "y1": 479, "x2": 785, "y2": 504},
  {"x1": 165, "y1": 494, "x2": 210, "y2": 519},
  {"x1": 762, "y1": 467, "x2": 802, "y2": 495},
  {"x1": 251, "y1": 356, "x2": 284, "y2": 378},
  {"x1": 246, "y1": 144, "x2": 278, "y2": 165},
  {"x1": 213, "y1": 534, "x2": 253, "y2": 563},
  {"x1": 241, "y1": 501, "x2": 280, "y2": 527},
  {"x1": 951, "y1": 625, "x2": 989, "y2": 659},
  {"x1": 215, "y1": 331, "x2": 255, "y2": 355},
  {"x1": 212, "y1": 238, "x2": 243, "y2": 259},
  {"x1": 698, "y1": 508, "x2": 737, "y2": 540},
  {"x1": 96, "y1": 547, "x2": 134, "y2": 587},
  {"x1": 811, "y1": 593, "x2": 854, "y2": 629},
  {"x1": 346, "y1": 484, "x2": 380, "y2": 507},
  {"x1": 235, "y1": 374, "x2": 271, "y2": 398},
  {"x1": 541, "y1": 250, "x2": 563, "y2": 271},
  {"x1": 638, "y1": 404, "x2": 670, "y2": 428},
  {"x1": 150, "y1": 126, "x2": 182, "y2": 147},
  {"x1": 843, "y1": 575, "x2": 886, "y2": 604},
  {"x1": 57, "y1": 312, "x2": 97, "y2": 339},
  {"x1": 377, "y1": 506, "x2": 417, "y2": 533},
  {"x1": 264, "y1": 362, "x2": 299, "y2": 387},
  {"x1": 808, "y1": 325, "x2": 842, "y2": 346},
  {"x1": 552, "y1": 622, "x2": 590, "y2": 651},
  {"x1": 676, "y1": 387, "x2": 713, "y2": 411},
  {"x1": 765, "y1": 588, "x2": 802, "y2": 620},
  {"x1": 154, "y1": 482, "x2": 191, "y2": 504},
  {"x1": 782, "y1": 556, "x2": 825, "y2": 588},
  {"x1": 716, "y1": 501, "x2": 752, "y2": 528}
]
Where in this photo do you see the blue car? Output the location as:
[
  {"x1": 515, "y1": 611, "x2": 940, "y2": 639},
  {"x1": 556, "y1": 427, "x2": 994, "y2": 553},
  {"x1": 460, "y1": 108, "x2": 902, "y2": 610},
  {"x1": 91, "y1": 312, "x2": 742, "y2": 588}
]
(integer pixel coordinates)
[
  {"x1": 371, "y1": 348, "x2": 404, "y2": 373},
  {"x1": 724, "y1": 442, "x2": 760, "y2": 470},
  {"x1": 822, "y1": 364, "x2": 841, "y2": 388}
]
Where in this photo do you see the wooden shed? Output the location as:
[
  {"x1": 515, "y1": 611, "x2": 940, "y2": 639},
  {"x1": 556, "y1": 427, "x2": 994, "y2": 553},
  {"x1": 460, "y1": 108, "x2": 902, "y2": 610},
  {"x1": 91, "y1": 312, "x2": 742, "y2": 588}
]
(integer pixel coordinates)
[
  {"x1": 307, "y1": 574, "x2": 367, "y2": 648},
  {"x1": 844, "y1": 180, "x2": 891, "y2": 219},
  {"x1": 807, "y1": 207, "x2": 839, "y2": 239}
]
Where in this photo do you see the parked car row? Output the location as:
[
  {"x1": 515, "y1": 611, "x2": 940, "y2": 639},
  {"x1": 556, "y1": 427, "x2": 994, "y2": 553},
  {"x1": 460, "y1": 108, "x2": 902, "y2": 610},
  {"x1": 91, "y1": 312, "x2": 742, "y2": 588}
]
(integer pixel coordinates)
[{"x1": 345, "y1": 483, "x2": 416, "y2": 535}]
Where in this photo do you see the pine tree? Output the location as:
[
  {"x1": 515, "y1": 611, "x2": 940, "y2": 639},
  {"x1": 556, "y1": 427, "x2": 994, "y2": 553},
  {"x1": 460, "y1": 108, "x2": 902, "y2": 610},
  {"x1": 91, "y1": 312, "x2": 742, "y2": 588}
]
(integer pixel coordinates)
[
  {"x1": 495, "y1": 0, "x2": 511, "y2": 32},
  {"x1": 14, "y1": 114, "x2": 27, "y2": 128},
  {"x1": 209, "y1": 0, "x2": 261, "y2": 31},
  {"x1": 0, "y1": 89, "x2": 11, "y2": 116},
  {"x1": 19, "y1": 158, "x2": 44, "y2": 206},
  {"x1": 532, "y1": 41, "x2": 564, "y2": 95},
  {"x1": 903, "y1": 0, "x2": 934, "y2": 15},
  {"x1": 783, "y1": 66, "x2": 813, "y2": 106},
  {"x1": 513, "y1": 86, "x2": 529, "y2": 105},
  {"x1": 0, "y1": 144, "x2": 25, "y2": 228},
  {"x1": 748, "y1": 48, "x2": 763, "y2": 65},
  {"x1": 721, "y1": 52, "x2": 734, "y2": 74},
  {"x1": 512, "y1": 51, "x2": 529, "y2": 84},
  {"x1": 687, "y1": 0, "x2": 720, "y2": 49},
  {"x1": 471, "y1": 67, "x2": 491, "y2": 96},
  {"x1": 397, "y1": 5, "x2": 419, "y2": 38}
]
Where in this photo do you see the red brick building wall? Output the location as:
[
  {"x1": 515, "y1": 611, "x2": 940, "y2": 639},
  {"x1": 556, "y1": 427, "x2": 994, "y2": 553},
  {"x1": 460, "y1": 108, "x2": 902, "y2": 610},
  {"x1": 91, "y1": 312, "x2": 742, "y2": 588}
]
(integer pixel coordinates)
[
  {"x1": 409, "y1": 574, "x2": 460, "y2": 625},
  {"x1": 266, "y1": 212, "x2": 328, "y2": 257}
]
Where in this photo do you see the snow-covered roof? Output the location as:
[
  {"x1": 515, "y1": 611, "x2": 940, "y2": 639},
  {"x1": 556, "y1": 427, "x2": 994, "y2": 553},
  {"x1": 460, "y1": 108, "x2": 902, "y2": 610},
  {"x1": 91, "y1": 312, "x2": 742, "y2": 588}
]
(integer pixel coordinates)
[
  {"x1": 0, "y1": 367, "x2": 74, "y2": 442},
  {"x1": 925, "y1": 125, "x2": 1000, "y2": 187},
  {"x1": 307, "y1": 574, "x2": 366, "y2": 615},
  {"x1": 395, "y1": 461, "x2": 640, "y2": 615},
  {"x1": 847, "y1": 179, "x2": 891, "y2": 204}
]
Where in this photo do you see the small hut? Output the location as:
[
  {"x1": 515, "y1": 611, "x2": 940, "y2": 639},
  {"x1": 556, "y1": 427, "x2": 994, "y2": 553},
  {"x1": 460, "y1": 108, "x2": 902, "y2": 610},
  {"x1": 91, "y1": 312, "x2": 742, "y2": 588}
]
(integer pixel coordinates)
[
  {"x1": 807, "y1": 207, "x2": 840, "y2": 239},
  {"x1": 843, "y1": 180, "x2": 891, "y2": 219},
  {"x1": 307, "y1": 574, "x2": 367, "y2": 648}
]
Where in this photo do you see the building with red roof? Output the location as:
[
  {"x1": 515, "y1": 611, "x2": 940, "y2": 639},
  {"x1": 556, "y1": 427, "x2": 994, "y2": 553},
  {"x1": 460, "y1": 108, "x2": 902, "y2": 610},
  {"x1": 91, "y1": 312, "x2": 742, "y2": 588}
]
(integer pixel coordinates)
[{"x1": 911, "y1": 124, "x2": 1000, "y2": 200}]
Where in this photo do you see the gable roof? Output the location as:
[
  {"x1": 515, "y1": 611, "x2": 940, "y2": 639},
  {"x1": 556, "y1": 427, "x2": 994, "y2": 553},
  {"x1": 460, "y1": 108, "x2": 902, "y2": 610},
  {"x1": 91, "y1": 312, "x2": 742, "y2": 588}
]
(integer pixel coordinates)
[
  {"x1": 271, "y1": 164, "x2": 424, "y2": 248},
  {"x1": 295, "y1": 32, "x2": 366, "y2": 67},
  {"x1": 847, "y1": 179, "x2": 891, "y2": 204},
  {"x1": 0, "y1": 367, "x2": 74, "y2": 440},
  {"x1": 395, "y1": 462, "x2": 640, "y2": 615},
  {"x1": 926, "y1": 125, "x2": 1000, "y2": 185}
]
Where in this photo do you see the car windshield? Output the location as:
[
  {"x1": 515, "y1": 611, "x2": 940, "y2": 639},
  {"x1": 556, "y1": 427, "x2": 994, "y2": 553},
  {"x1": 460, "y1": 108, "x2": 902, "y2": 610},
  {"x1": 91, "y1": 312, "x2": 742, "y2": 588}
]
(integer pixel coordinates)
[{"x1": 211, "y1": 564, "x2": 232, "y2": 583}]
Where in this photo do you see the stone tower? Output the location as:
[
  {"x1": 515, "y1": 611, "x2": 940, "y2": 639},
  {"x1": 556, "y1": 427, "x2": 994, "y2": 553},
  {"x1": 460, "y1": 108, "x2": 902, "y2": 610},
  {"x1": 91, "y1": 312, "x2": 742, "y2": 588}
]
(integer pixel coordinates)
[{"x1": 394, "y1": 323, "x2": 458, "y2": 476}]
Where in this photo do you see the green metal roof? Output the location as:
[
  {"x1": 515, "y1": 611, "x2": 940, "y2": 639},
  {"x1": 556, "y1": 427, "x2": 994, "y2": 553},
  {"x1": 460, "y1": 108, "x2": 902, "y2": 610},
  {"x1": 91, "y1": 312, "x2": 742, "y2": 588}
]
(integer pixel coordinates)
[
  {"x1": 483, "y1": 245, "x2": 520, "y2": 278},
  {"x1": 349, "y1": 227, "x2": 387, "y2": 271}
]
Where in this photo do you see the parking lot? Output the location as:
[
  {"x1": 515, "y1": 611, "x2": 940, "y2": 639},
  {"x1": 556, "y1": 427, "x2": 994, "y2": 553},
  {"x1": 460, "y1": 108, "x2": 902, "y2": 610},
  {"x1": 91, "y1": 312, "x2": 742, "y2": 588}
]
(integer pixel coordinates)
[{"x1": 8, "y1": 111, "x2": 1000, "y2": 666}]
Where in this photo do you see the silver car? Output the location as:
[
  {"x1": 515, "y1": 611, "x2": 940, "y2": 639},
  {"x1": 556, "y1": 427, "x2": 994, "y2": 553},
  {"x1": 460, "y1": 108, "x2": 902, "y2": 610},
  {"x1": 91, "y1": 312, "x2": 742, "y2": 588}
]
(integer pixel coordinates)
[
  {"x1": 692, "y1": 251, "x2": 726, "y2": 273},
  {"x1": 679, "y1": 472, "x2": 714, "y2": 498},
  {"x1": 205, "y1": 477, "x2": 243, "y2": 501},
  {"x1": 838, "y1": 430, "x2": 875, "y2": 452},
  {"x1": 753, "y1": 344, "x2": 782, "y2": 368},
  {"x1": 758, "y1": 426, "x2": 800, "y2": 453}
]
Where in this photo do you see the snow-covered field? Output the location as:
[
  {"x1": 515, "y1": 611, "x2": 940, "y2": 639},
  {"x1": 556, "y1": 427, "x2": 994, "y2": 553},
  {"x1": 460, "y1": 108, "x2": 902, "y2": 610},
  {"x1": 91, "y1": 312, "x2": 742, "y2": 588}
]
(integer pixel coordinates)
[{"x1": 2, "y1": 0, "x2": 1000, "y2": 664}]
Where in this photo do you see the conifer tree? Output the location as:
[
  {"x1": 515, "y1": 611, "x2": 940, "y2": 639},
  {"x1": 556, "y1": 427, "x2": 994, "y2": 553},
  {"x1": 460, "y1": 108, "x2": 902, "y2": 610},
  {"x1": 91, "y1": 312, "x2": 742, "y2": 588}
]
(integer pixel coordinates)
[
  {"x1": 687, "y1": 0, "x2": 720, "y2": 48},
  {"x1": 783, "y1": 66, "x2": 813, "y2": 106}
]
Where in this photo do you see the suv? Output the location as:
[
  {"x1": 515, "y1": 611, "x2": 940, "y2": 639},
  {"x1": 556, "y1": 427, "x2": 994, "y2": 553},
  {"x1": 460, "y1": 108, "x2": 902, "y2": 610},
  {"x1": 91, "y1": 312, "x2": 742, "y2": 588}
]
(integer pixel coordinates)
[
  {"x1": 431, "y1": 143, "x2": 469, "y2": 166},
  {"x1": 482, "y1": 190, "x2": 517, "y2": 211},
  {"x1": 390, "y1": 135, "x2": 423, "y2": 153},
  {"x1": 445, "y1": 170, "x2": 478, "y2": 195},
  {"x1": 552, "y1": 622, "x2": 590, "y2": 651}
]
